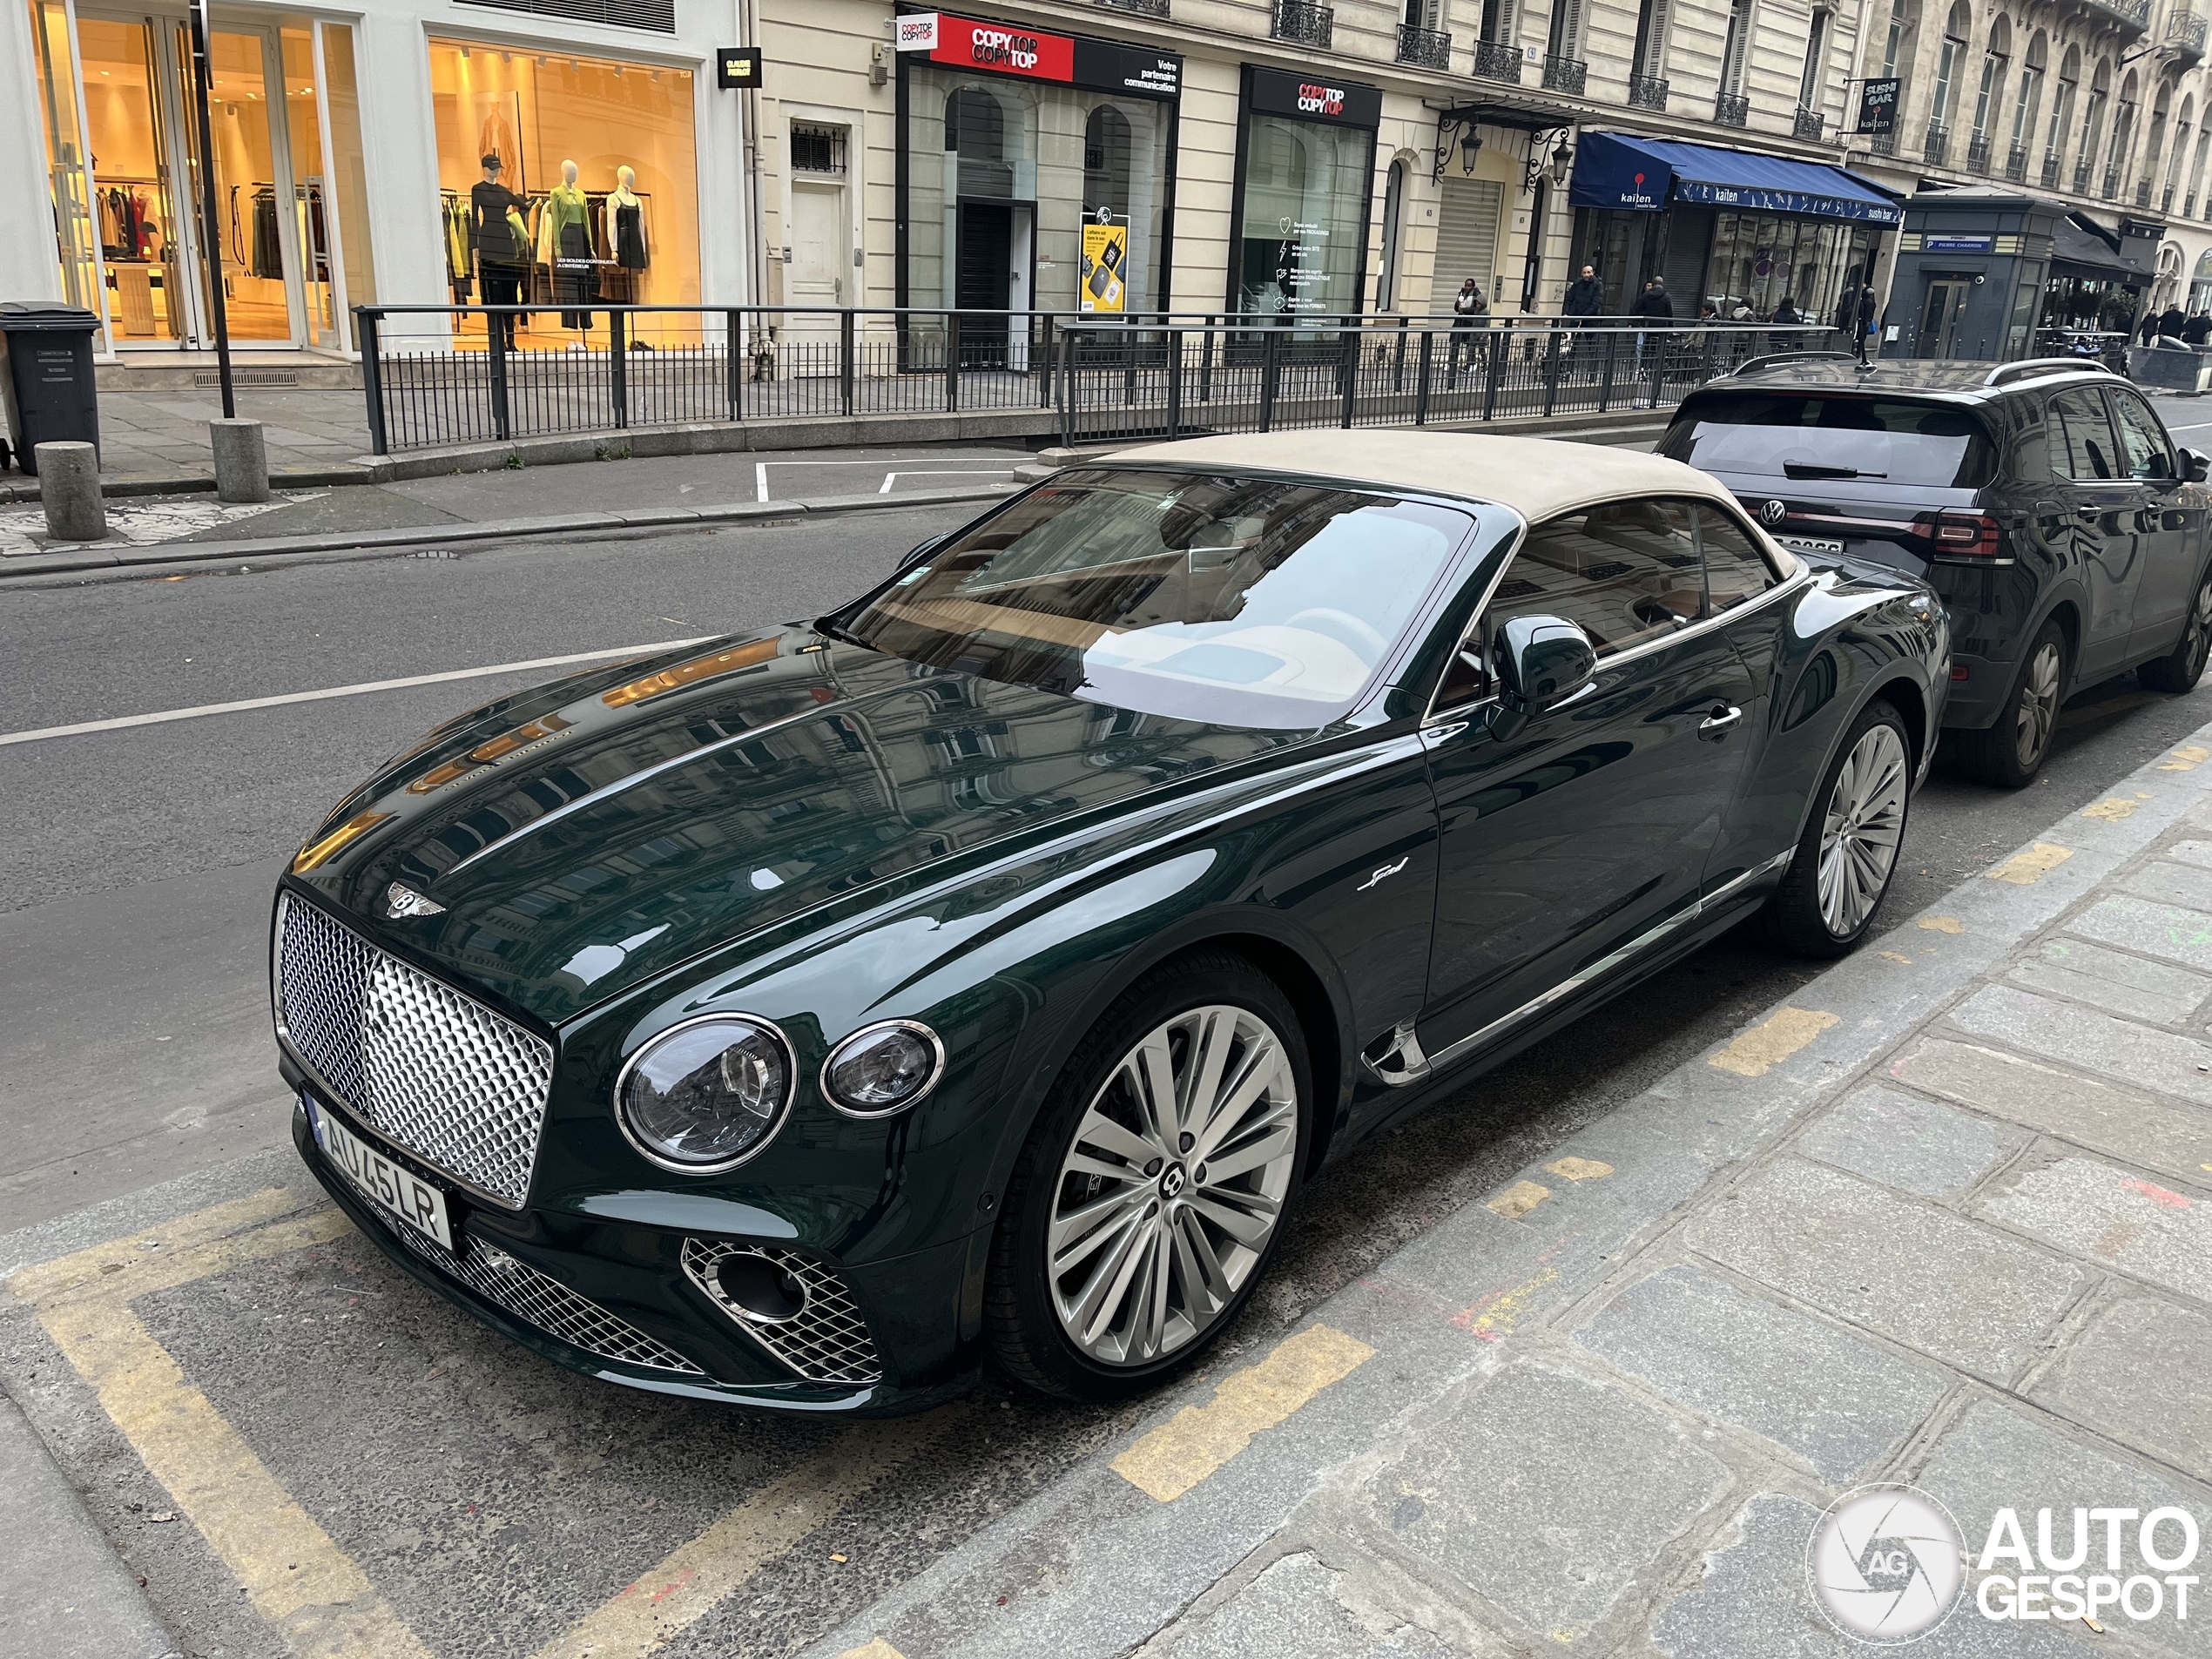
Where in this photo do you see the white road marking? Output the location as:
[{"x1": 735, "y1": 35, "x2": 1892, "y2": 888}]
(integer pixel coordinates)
[
  {"x1": 2167, "y1": 420, "x2": 2212, "y2": 432},
  {"x1": 879, "y1": 468, "x2": 1020, "y2": 493},
  {"x1": 754, "y1": 455, "x2": 1019, "y2": 502},
  {"x1": 0, "y1": 637, "x2": 711, "y2": 748},
  {"x1": 755, "y1": 461, "x2": 771, "y2": 502}
]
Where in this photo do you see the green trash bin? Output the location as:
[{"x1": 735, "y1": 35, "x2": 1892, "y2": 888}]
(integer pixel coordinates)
[{"x1": 0, "y1": 302, "x2": 102, "y2": 477}]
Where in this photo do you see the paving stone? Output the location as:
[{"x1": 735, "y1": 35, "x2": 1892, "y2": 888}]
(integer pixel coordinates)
[
  {"x1": 2064, "y1": 895, "x2": 2212, "y2": 974},
  {"x1": 2115, "y1": 860, "x2": 2212, "y2": 915},
  {"x1": 2009, "y1": 935, "x2": 2212, "y2": 1026},
  {"x1": 2031, "y1": 1294, "x2": 2212, "y2": 1485},
  {"x1": 1797, "y1": 1086, "x2": 2018, "y2": 1197},
  {"x1": 2160, "y1": 840, "x2": 2212, "y2": 872},
  {"x1": 1650, "y1": 1493, "x2": 2092, "y2": 1659},
  {"x1": 1891, "y1": 1038, "x2": 2212, "y2": 1187},
  {"x1": 1946, "y1": 985, "x2": 2212, "y2": 1109},
  {"x1": 1574, "y1": 1265, "x2": 1949, "y2": 1482},
  {"x1": 1919, "y1": 1399, "x2": 2212, "y2": 1658},
  {"x1": 1683, "y1": 1158, "x2": 2087, "y2": 1379},
  {"x1": 1980, "y1": 1156, "x2": 2212, "y2": 1305},
  {"x1": 1363, "y1": 1363, "x2": 1730, "y2": 1645},
  {"x1": 1143, "y1": 1554, "x2": 1460, "y2": 1659}
]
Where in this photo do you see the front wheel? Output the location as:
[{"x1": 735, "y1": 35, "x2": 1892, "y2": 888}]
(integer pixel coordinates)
[
  {"x1": 985, "y1": 952, "x2": 1309, "y2": 1400},
  {"x1": 1764, "y1": 699, "x2": 1912, "y2": 959},
  {"x1": 2140, "y1": 570, "x2": 2212, "y2": 693}
]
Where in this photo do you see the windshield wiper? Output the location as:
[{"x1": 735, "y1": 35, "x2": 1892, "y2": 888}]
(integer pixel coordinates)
[
  {"x1": 813, "y1": 617, "x2": 873, "y2": 650},
  {"x1": 1784, "y1": 462, "x2": 1886, "y2": 480}
]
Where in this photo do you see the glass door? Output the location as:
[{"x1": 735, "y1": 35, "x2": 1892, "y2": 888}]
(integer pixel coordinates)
[{"x1": 175, "y1": 23, "x2": 301, "y2": 344}]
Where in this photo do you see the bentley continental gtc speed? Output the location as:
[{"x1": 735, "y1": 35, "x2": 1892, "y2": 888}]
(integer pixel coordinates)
[{"x1": 273, "y1": 432, "x2": 1948, "y2": 1413}]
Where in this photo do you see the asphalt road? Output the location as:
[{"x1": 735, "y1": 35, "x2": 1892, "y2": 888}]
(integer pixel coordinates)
[{"x1": 8, "y1": 423, "x2": 2212, "y2": 1659}]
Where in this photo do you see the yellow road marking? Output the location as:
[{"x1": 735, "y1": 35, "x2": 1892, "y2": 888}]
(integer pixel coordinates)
[
  {"x1": 2160, "y1": 745, "x2": 2210, "y2": 772},
  {"x1": 1487, "y1": 1179, "x2": 1551, "y2": 1218},
  {"x1": 1989, "y1": 843, "x2": 2075, "y2": 885},
  {"x1": 1545, "y1": 1157, "x2": 1614, "y2": 1182},
  {"x1": 1708, "y1": 1008, "x2": 1840, "y2": 1077},
  {"x1": 1917, "y1": 916, "x2": 1964, "y2": 934},
  {"x1": 532, "y1": 1414, "x2": 961, "y2": 1659},
  {"x1": 1111, "y1": 1324, "x2": 1372, "y2": 1503},
  {"x1": 1456, "y1": 1265, "x2": 1561, "y2": 1343},
  {"x1": 1880, "y1": 950, "x2": 1913, "y2": 964},
  {"x1": 2081, "y1": 798, "x2": 2138, "y2": 820}
]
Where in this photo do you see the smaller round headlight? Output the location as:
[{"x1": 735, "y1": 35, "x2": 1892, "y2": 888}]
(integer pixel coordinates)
[
  {"x1": 821, "y1": 1021, "x2": 944, "y2": 1116},
  {"x1": 617, "y1": 1015, "x2": 793, "y2": 1172}
]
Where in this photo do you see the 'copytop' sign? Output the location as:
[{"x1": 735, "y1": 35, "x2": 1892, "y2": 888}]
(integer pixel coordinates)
[{"x1": 925, "y1": 14, "x2": 1076, "y2": 81}]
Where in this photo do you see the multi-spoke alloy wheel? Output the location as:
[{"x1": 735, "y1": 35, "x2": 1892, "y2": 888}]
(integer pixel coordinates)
[
  {"x1": 2013, "y1": 638, "x2": 2061, "y2": 772},
  {"x1": 1817, "y1": 723, "x2": 1909, "y2": 937},
  {"x1": 2141, "y1": 574, "x2": 2212, "y2": 693},
  {"x1": 1047, "y1": 1005, "x2": 1298, "y2": 1367}
]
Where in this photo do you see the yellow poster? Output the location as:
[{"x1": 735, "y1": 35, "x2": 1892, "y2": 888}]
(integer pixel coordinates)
[{"x1": 1081, "y1": 220, "x2": 1128, "y2": 314}]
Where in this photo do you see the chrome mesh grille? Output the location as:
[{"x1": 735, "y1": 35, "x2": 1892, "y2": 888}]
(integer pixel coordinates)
[
  {"x1": 681, "y1": 1239, "x2": 883, "y2": 1385},
  {"x1": 385, "y1": 1217, "x2": 702, "y2": 1375},
  {"x1": 276, "y1": 894, "x2": 552, "y2": 1208}
]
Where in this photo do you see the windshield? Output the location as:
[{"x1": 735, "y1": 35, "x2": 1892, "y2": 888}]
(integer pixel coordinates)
[
  {"x1": 841, "y1": 469, "x2": 1476, "y2": 729},
  {"x1": 1660, "y1": 393, "x2": 1996, "y2": 489}
]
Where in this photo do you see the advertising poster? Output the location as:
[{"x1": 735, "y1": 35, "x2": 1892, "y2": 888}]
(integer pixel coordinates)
[{"x1": 1081, "y1": 219, "x2": 1128, "y2": 313}]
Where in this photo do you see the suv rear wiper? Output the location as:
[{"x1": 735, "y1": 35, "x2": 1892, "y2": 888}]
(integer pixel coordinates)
[{"x1": 1784, "y1": 462, "x2": 1887, "y2": 480}]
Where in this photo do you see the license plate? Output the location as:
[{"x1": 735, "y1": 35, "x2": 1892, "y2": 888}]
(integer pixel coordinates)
[
  {"x1": 1776, "y1": 534, "x2": 1845, "y2": 559},
  {"x1": 307, "y1": 1096, "x2": 455, "y2": 1251}
]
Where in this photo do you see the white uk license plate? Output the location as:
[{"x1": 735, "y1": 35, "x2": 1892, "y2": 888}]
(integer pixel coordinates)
[
  {"x1": 307, "y1": 1096, "x2": 455, "y2": 1251},
  {"x1": 1776, "y1": 534, "x2": 1845, "y2": 559}
]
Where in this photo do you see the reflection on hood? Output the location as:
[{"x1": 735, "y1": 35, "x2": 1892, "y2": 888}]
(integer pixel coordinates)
[{"x1": 288, "y1": 630, "x2": 1298, "y2": 1022}]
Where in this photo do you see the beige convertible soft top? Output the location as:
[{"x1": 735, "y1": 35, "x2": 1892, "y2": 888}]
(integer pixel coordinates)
[{"x1": 1109, "y1": 429, "x2": 1743, "y2": 525}]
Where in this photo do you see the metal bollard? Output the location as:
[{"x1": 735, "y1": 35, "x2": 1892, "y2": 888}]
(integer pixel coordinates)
[
  {"x1": 208, "y1": 418, "x2": 271, "y2": 503},
  {"x1": 36, "y1": 441, "x2": 105, "y2": 542}
]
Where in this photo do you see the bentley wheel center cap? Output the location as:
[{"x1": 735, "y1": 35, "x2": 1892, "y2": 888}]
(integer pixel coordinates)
[{"x1": 1159, "y1": 1163, "x2": 1188, "y2": 1200}]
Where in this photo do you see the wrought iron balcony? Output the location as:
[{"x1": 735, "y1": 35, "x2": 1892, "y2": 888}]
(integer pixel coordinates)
[
  {"x1": 1966, "y1": 133, "x2": 1993, "y2": 172},
  {"x1": 1271, "y1": 0, "x2": 1332, "y2": 47},
  {"x1": 2104, "y1": 162, "x2": 2123, "y2": 196},
  {"x1": 1096, "y1": 0, "x2": 1170, "y2": 14},
  {"x1": 2086, "y1": 0, "x2": 2150, "y2": 35},
  {"x1": 2041, "y1": 153, "x2": 2061, "y2": 188},
  {"x1": 1923, "y1": 122, "x2": 1950, "y2": 166},
  {"x1": 1793, "y1": 106, "x2": 1824, "y2": 140},
  {"x1": 2136, "y1": 179, "x2": 2154, "y2": 206},
  {"x1": 1472, "y1": 38, "x2": 1522, "y2": 82},
  {"x1": 1397, "y1": 22, "x2": 1452, "y2": 68},
  {"x1": 1714, "y1": 91, "x2": 1750, "y2": 126},
  {"x1": 1628, "y1": 73, "x2": 1670, "y2": 111},
  {"x1": 2188, "y1": 192, "x2": 2202, "y2": 219},
  {"x1": 2164, "y1": 182, "x2": 2178, "y2": 212},
  {"x1": 2006, "y1": 143, "x2": 2030, "y2": 182},
  {"x1": 2171, "y1": 7, "x2": 2209, "y2": 62},
  {"x1": 1543, "y1": 54, "x2": 1588, "y2": 94},
  {"x1": 1869, "y1": 129, "x2": 1897, "y2": 156},
  {"x1": 2074, "y1": 158, "x2": 2094, "y2": 192}
]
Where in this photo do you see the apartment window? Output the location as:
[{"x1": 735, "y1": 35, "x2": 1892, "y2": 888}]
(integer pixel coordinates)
[
  {"x1": 791, "y1": 123, "x2": 847, "y2": 176},
  {"x1": 2009, "y1": 33, "x2": 2045, "y2": 151},
  {"x1": 1969, "y1": 17, "x2": 2008, "y2": 141},
  {"x1": 2046, "y1": 48, "x2": 2078, "y2": 166},
  {"x1": 1931, "y1": 3, "x2": 1970, "y2": 129},
  {"x1": 1799, "y1": 9, "x2": 1831, "y2": 108},
  {"x1": 1632, "y1": 0, "x2": 1673, "y2": 78},
  {"x1": 1479, "y1": 0, "x2": 1514, "y2": 44},
  {"x1": 1719, "y1": 0, "x2": 1754, "y2": 96},
  {"x1": 1549, "y1": 0, "x2": 1587, "y2": 58},
  {"x1": 1882, "y1": 0, "x2": 1914, "y2": 77}
]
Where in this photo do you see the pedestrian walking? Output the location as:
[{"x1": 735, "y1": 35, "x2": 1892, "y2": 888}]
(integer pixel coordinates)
[
  {"x1": 1560, "y1": 263, "x2": 1606, "y2": 378},
  {"x1": 1770, "y1": 295, "x2": 1802, "y2": 326},
  {"x1": 1631, "y1": 277, "x2": 1674, "y2": 376},
  {"x1": 2141, "y1": 311, "x2": 2162, "y2": 347},
  {"x1": 1447, "y1": 278, "x2": 1488, "y2": 382},
  {"x1": 2186, "y1": 310, "x2": 2212, "y2": 346}
]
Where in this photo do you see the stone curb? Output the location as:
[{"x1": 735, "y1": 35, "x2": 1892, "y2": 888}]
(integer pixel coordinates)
[
  {"x1": 795, "y1": 712, "x2": 2212, "y2": 1659},
  {"x1": 0, "y1": 482, "x2": 1022, "y2": 583}
]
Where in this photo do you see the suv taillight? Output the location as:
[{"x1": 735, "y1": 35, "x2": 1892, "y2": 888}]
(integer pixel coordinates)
[{"x1": 1928, "y1": 511, "x2": 2003, "y2": 558}]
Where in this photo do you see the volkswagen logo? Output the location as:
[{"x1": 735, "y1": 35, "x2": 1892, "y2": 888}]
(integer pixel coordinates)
[
  {"x1": 1159, "y1": 1163, "x2": 1188, "y2": 1199},
  {"x1": 1760, "y1": 499, "x2": 1789, "y2": 528}
]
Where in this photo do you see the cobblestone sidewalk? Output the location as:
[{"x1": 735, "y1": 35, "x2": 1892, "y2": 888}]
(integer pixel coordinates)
[{"x1": 806, "y1": 725, "x2": 2212, "y2": 1659}]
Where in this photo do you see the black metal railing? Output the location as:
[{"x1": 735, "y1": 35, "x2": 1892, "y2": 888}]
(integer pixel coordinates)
[
  {"x1": 1271, "y1": 0, "x2": 1332, "y2": 47},
  {"x1": 2075, "y1": 158, "x2": 2095, "y2": 192},
  {"x1": 2171, "y1": 6, "x2": 2209, "y2": 58},
  {"x1": 2006, "y1": 143, "x2": 2029, "y2": 182},
  {"x1": 2089, "y1": 0, "x2": 2151, "y2": 32},
  {"x1": 1472, "y1": 38, "x2": 1522, "y2": 81},
  {"x1": 2136, "y1": 179, "x2": 2155, "y2": 206},
  {"x1": 1628, "y1": 73, "x2": 1669, "y2": 111},
  {"x1": 2104, "y1": 162, "x2": 2123, "y2": 197},
  {"x1": 1793, "y1": 106, "x2": 1824, "y2": 140},
  {"x1": 2164, "y1": 182, "x2": 2178, "y2": 212},
  {"x1": 1924, "y1": 122, "x2": 1950, "y2": 165},
  {"x1": 2040, "y1": 153, "x2": 2061, "y2": 188},
  {"x1": 1096, "y1": 0, "x2": 1170, "y2": 14},
  {"x1": 1966, "y1": 133, "x2": 1993, "y2": 172},
  {"x1": 1870, "y1": 129, "x2": 1898, "y2": 156},
  {"x1": 1715, "y1": 92, "x2": 1750, "y2": 126},
  {"x1": 1398, "y1": 23, "x2": 1452, "y2": 66},
  {"x1": 1543, "y1": 54, "x2": 1588, "y2": 93}
]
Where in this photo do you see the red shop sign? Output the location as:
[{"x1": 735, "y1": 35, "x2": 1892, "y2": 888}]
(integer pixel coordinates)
[{"x1": 927, "y1": 14, "x2": 1076, "y2": 82}]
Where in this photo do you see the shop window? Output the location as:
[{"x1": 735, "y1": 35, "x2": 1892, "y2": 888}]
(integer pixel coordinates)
[
  {"x1": 791, "y1": 124, "x2": 846, "y2": 176},
  {"x1": 1238, "y1": 113, "x2": 1370, "y2": 321},
  {"x1": 1085, "y1": 106, "x2": 1132, "y2": 220}
]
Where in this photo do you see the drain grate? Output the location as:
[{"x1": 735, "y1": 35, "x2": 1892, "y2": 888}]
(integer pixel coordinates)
[{"x1": 195, "y1": 369, "x2": 299, "y2": 388}]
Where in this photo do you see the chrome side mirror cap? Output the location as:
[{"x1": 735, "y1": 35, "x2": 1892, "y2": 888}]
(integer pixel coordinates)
[{"x1": 1489, "y1": 613, "x2": 1597, "y2": 740}]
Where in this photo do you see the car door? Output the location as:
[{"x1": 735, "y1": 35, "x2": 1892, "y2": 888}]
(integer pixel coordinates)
[
  {"x1": 1417, "y1": 496, "x2": 1757, "y2": 1062},
  {"x1": 2048, "y1": 387, "x2": 2145, "y2": 681},
  {"x1": 2106, "y1": 386, "x2": 2202, "y2": 660}
]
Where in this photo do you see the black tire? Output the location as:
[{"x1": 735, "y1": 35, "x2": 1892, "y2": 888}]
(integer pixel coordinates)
[
  {"x1": 1956, "y1": 619, "x2": 2067, "y2": 788},
  {"x1": 2139, "y1": 567, "x2": 2212, "y2": 693},
  {"x1": 985, "y1": 950, "x2": 1312, "y2": 1401},
  {"x1": 1764, "y1": 698, "x2": 1912, "y2": 959}
]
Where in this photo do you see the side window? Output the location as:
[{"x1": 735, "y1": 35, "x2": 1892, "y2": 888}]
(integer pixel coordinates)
[
  {"x1": 1694, "y1": 504, "x2": 1781, "y2": 615},
  {"x1": 2052, "y1": 389, "x2": 2118, "y2": 481},
  {"x1": 2109, "y1": 392, "x2": 2178, "y2": 481},
  {"x1": 1489, "y1": 498, "x2": 1705, "y2": 656}
]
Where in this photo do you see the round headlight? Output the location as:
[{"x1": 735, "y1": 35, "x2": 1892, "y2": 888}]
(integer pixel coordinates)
[
  {"x1": 617, "y1": 1015, "x2": 793, "y2": 1172},
  {"x1": 821, "y1": 1021, "x2": 944, "y2": 1116}
]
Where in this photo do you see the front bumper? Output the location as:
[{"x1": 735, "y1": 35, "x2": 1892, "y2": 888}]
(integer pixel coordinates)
[{"x1": 291, "y1": 1100, "x2": 980, "y2": 1414}]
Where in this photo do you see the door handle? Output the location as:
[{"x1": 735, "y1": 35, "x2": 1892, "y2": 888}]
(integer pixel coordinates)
[{"x1": 1699, "y1": 705, "x2": 1743, "y2": 737}]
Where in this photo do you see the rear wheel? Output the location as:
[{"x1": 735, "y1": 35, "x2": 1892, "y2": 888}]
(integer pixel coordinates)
[
  {"x1": 1957, "y1": 621, "x2": 2066, "y2": 788},
  {"x1": 2139, "y1": 570, "x2": 2212, "y2": 693},
  {"x1": 1764, "y1": 698, "x2": 1912, "y2": 959}
]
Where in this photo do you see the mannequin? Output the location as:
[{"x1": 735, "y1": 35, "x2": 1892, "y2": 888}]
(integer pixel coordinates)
[
  {"x1": 547, "y1": 158, "x2": 597, "y2": 334},
  {"x1": 469, "y1": 153, "x2": 528, "y2": 348},
  {"x1": 606, "y1": 165, "x2": 651, "y2": 338}
]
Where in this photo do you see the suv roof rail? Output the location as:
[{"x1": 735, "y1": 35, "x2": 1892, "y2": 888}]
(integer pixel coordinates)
[
  {"x1": 1983, "y1": 357, "x2": 2113, "y2": 388},
  {"x1": 1730, "y1": 350, "x2": 1861, "y2": 378}
]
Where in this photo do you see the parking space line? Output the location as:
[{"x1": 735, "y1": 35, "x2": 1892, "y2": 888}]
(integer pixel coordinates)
[
  {"x1": 1706, "y1": 1006, "x2": 1840, "y2": 1076},
  {"x1": 1109, "y1": 1323, "x2": 1373, "y2": 1503},
  {"x1": 532, "y1": 1411, "x2": 965, "y2": 1659}
]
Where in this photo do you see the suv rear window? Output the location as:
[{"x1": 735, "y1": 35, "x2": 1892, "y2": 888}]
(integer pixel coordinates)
[{"x1": 1660, "y1": 393, "x2": 1997, "y2": 489}]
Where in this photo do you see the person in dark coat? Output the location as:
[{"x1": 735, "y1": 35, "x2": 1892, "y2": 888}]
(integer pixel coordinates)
[
  {"x1": 2161, "y1": 303, "x2": 2189, "y2": 340},
  {"x1": 1630, "y1": 277, "x2": 1675, "y2": 324},
  {"x1": 2185, "y1": 310, "x2": 2212, "y2": 346},
  {"x1": 1770, "y1": 295, "x2": 1803, "y2": 326},
  {"x1": 1562, "y1": 264, "x2": 1607, "y2": 321},
  {"x1": 2142, "y1": 311, "x2": 2163, "y2": 346}
]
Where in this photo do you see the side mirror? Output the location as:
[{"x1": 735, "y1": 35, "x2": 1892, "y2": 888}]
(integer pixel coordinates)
[
  {"x1": 2185, "y1": 448, "x2": 2210, "y2": 484},
  {"x1": 1489, "y1": 614, "x2": 1596, "y2": 741}
]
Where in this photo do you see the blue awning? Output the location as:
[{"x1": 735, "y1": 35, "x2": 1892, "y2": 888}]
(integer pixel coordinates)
[{"x1": 1568, "y1": 132, "x2": 1903, "y2": 225}]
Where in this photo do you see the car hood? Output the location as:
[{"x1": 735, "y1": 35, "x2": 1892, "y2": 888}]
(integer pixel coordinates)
[{"x1": 287, "y1": 629, "x2": 1301, "y2": 1023}]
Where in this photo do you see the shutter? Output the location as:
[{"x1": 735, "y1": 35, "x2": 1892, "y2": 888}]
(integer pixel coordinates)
[
  {"x1": 1550, "y1": 0, "x2": 1586, "y2": 57},
  {"x1": 1435, "y1": 179, "x2": 1505, "y2": 305},
  {"x1": 1637, "y1": 0, "x2": 1675, "y2": 78},
  {"x1": 455, "y1": 0, "x2": 675, "y2": 34},
  {"x1": 1662, "y1": 206, "x2": 1714, "y2": 311}
]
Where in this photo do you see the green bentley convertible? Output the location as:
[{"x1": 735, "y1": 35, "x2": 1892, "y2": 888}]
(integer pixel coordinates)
[{"x1": 273, "y1": 431, "x2": 1947, "y2": 1412}]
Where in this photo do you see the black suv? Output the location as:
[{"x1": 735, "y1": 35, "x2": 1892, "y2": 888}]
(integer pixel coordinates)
[{"x1": 1659, "y1": 357, "x2": 2212, "y2": 786}]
